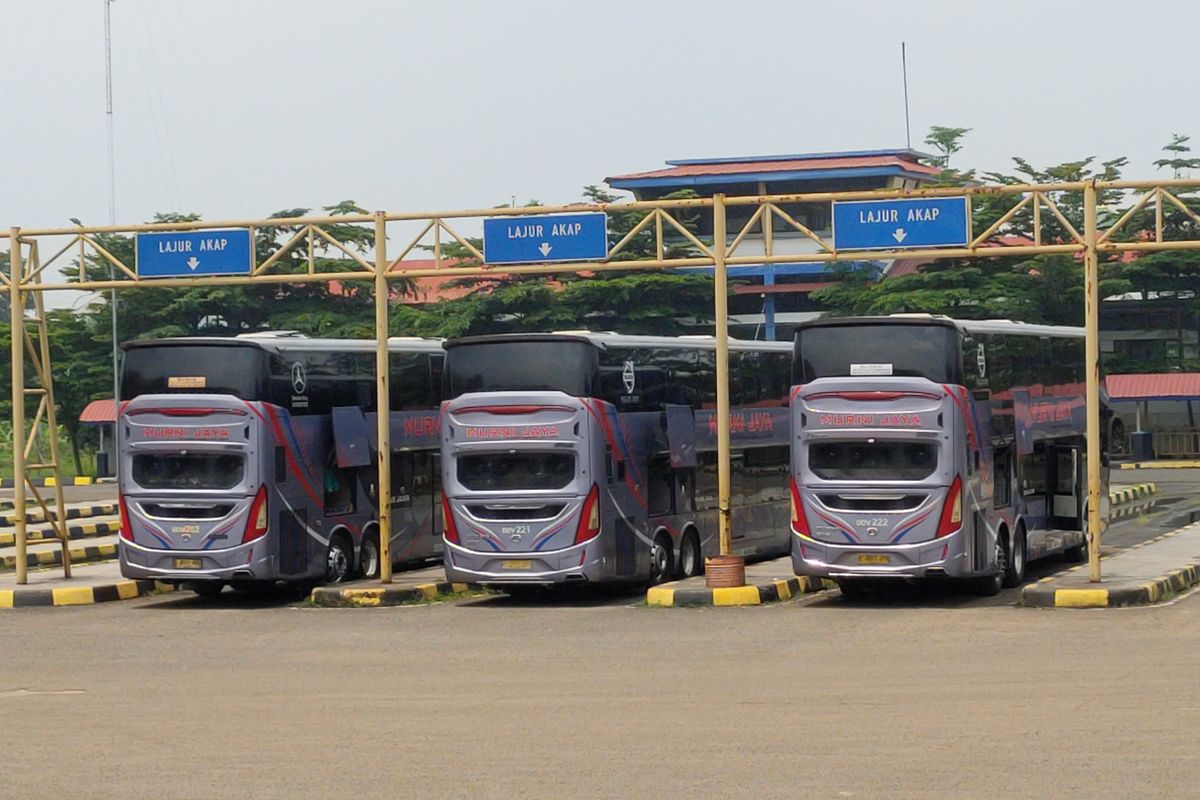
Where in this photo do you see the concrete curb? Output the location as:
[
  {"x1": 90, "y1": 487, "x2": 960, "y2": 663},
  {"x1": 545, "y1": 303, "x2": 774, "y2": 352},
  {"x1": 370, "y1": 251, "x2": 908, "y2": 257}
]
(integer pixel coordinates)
[
  {"x1": 1108, "y1": 483, "x2": 1157, "y2": 507},
  {"x1": 1119, "y1": 460, "x2": 1200, "y2": 470},
  {"x1": 1, "y1": 542, "x2": 119, "y2": 572},
  {"x1": 309, "y1": 581, "x2": 477, "y2": 607},
  {"x1": 0, "y1": 477, "x2": 95, "y2": 488},
  {"x1": 1020, "y1": 527, "x2": 1200, "y2": 609},
  {"x1": 0, "y1": 579, "x2": 174, "y2": 609},
  {"x1": 0, "y1": 520, "x2": 120, "y2": 548},
  {"x1": 646, "y1": 575, "x2": 827, "y2": 607},
  {"x1": 0, "y1": 502, "x2": 118, "y2": 527}
]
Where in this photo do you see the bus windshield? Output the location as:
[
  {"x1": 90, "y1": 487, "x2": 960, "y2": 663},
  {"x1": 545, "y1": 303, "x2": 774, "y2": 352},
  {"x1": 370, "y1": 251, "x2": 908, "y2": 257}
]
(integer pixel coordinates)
[
  {"x1": 123, "y1": 345, "x2": 269, "y2": 399},
  {"x1": 444, "y1": 341, "x2": 596, "y2": 397},
  {"x1": 794, "y1": 324, "x2": 961, "y2": 384}
]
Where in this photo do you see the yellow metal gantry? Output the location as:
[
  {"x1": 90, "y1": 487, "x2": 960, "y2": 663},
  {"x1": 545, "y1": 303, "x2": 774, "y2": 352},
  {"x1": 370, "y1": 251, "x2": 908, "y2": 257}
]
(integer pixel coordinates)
[{"x1": 7, "y1": 179, "x2": 1200, "y2": 585}]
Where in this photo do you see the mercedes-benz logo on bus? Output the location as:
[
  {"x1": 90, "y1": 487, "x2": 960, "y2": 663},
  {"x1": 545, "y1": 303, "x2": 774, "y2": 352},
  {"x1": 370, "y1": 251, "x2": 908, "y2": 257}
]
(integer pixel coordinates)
[{"x1": 290, "y1": 361, "x2": 307, "y2": 395}]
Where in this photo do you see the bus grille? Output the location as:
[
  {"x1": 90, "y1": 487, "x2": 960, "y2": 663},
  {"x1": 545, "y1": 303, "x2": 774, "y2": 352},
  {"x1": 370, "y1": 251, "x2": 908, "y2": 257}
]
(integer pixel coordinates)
[{"x1": 818, "y1": 494, "x2": 926, "y2": 512}]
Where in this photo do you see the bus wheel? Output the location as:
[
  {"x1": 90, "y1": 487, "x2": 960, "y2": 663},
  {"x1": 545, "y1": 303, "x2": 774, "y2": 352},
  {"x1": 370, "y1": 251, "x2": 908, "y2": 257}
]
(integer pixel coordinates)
[
  {"x1": 191, "y1": 581, "x2": 224, "y2": 599},
  {"x1": 1001, "y1": 526, "x2": 1027, "y2": 588},
  {"x1": 359, "y1": 533, "x2": 381, "y2": 579},
  {"x1": 678, "y1": 531, "x2": 702, "y2": 579},
  {"x1": 325, "y1": 534, "x2": 354, "y2": 584},
  {"x1": 650, "y1": 534, "x2": 673, "y2": 585}
]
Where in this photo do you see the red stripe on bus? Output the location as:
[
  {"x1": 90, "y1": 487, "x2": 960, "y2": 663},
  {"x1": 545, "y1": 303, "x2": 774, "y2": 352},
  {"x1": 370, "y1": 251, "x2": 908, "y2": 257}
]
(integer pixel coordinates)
[{"x1": 262, "y1": 404, "x2": 322, "y2": 508}]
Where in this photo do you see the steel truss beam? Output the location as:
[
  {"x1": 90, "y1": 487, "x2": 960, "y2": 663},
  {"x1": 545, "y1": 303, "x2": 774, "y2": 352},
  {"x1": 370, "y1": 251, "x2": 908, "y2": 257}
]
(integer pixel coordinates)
[{"x1": 7, "y1": 179, "x2": 1200, "y2": 585}]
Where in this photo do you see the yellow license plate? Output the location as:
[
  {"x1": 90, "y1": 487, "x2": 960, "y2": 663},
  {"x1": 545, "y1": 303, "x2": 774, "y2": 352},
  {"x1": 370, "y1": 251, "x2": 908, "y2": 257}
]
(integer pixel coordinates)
[
  {"x1": 174, "y1": 558, "x2": 203, "y2": 569},
  {"x1": 857, "y1": 554, "x2": 890, "y2": 566},
  {"x1": 502, "y1": 560, "x2": 532, "y2": 570}
]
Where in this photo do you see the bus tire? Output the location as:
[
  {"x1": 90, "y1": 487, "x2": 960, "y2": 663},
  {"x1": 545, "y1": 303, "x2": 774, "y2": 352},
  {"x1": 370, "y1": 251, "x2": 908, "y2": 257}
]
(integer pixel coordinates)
[
  {"x1": 1001, "y1": 526, "x2": 1026, "y2": 588},
  {"x1": 359, "y1": 531, "x2": 381, "y2": 579},
  {"x1": 191, "y1": 581, "x2": 224, "y2": 599},
  {"x1": 325, "y1": 532, "x2": 354, "y2": 584},
  {"x1": 678, "y1": 530, "x2": 702, "y2": 579},
  {"x1": 650, "y1": 533, "x2": 673, "y2": 585}
]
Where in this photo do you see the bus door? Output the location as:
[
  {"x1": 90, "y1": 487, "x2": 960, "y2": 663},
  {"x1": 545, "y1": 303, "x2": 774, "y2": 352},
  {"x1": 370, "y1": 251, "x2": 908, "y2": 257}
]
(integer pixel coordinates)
[{"x1": 1048, "y1": 444, "x2": 1083, "y2": 531}]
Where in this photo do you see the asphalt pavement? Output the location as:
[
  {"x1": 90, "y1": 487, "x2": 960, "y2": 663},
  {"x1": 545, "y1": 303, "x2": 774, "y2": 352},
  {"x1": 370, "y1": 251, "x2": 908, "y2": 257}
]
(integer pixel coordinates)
[{"x1": 2, "y1": 574, "x2": 1199, "y2": 800}]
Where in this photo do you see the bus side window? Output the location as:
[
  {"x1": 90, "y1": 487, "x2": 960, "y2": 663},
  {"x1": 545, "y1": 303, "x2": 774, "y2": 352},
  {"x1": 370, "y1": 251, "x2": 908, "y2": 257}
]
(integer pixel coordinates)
[
  {"x1": 648, "y1": 455, "x2": 673, "y2": 516},
  {"x1": 695, "y1": 452, "x2": 718, "y2": 512},
  {"x1": 678, "y1": 468, "x2": 696, "y2": 513},
  {"x1": 994, "y1": 447, "x2": 1011, "y2": 508},
  {"x1": 275, "y1": 447, "x2": 287, "y2": 484}
]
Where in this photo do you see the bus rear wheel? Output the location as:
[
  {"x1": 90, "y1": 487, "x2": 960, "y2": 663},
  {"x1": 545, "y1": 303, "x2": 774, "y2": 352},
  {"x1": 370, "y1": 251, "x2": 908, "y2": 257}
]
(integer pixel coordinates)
[
  {"x1": 650, "y1": 534, "x2": 673, "y2": 585},
  {"x1": 1001, "y1": 527, "x2": 1027, "y2": 588},
  {"x1": 326, "y1": 534, "x2": 354, "y2": 584},
  {"x1": 359, "y1": 533, "x2": 381, "y2": 579},
  {"x1": 677, "y1": 531, "x2": 702, "y2": 579}
]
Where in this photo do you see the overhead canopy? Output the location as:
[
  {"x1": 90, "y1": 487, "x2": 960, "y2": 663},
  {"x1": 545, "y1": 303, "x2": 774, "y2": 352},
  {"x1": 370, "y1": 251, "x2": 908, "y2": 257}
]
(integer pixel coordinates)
[
  {"x1": 1106, "y1": 373, "x2": 1200, "y2": 402},
  {"x1": 80, "y1": 398, "x2": 116, "y2": 425}
]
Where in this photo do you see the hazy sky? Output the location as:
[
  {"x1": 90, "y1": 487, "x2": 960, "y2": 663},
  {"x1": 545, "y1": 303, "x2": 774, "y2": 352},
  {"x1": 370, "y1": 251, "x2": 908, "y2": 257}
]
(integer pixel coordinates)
[{"x1": 5, "y1": 0, "x2": 1200, "y2": 236}]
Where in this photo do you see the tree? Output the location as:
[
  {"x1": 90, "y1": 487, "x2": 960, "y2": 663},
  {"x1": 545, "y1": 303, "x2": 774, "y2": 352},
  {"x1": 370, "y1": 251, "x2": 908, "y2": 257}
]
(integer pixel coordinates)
[
  {"x1": 389, "y1": 185, "x2": 715, "y2": 338},
  {"x1": 1154, "y1": 134, "x2": 1200, "y2": 179}
]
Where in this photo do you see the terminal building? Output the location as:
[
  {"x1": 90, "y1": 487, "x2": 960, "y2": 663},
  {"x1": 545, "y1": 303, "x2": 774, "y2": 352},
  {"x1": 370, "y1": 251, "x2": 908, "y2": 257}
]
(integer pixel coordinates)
[{"x1": 605, "y1": 149, "x2": 941, "y2": 341}]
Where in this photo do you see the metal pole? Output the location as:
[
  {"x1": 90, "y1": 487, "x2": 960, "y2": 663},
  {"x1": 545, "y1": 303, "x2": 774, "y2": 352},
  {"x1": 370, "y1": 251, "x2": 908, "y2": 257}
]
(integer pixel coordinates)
[
  {"x1": 713, "y1": 195, "x2": 734, "y2": 558},
  {"x1": 105, "y1": 0, "x2": 120, "y2": 468},
  {"x1": 373, "y1": 212, "x2": 393, "y2": 583},
  {"x1": 9, "y1": 229, "x2": 28, "y2": 584},
  {"x1": 1084, "y1": 181, "x2": 1103, "y2": 583}
]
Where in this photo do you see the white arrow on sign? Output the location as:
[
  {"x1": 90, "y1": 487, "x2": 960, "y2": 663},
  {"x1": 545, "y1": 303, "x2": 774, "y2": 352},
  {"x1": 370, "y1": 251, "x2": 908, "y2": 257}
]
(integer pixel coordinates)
[
  {"x1": 186, "y1": 256, "x2": 200, "y2": 270},
  {"x1": 892, "y1": 229, "x2": 908, "y2": 244},
  {"x1": 538, "y1": 242, "x2": 552, "y2": 257}
]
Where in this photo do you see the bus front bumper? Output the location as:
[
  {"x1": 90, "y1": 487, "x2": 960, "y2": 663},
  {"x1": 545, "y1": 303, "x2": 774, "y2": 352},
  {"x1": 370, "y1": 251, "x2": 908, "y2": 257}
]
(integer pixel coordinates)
[
  {"x1": 118, "y1": 538, "x2": 276, "y2": 583},
  {"x1": 442, "y1": 538, "x2": 604, "y2": 585},
  {"x1": 790, "y1": 529, "x2": 972, "y2": 580}
]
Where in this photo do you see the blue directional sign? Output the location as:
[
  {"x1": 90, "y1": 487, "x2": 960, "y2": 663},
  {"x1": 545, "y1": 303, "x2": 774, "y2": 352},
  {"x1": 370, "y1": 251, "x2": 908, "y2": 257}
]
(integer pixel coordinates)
[
  {"x1": 136, "y1": 229, "x2": 253, "y2": 278},
  {"x1": 483, "y1": 212, "x2": 607, "y2": 265},
  {"x1": 832, "y1": 197, "x2": 970, "y2": 251}
]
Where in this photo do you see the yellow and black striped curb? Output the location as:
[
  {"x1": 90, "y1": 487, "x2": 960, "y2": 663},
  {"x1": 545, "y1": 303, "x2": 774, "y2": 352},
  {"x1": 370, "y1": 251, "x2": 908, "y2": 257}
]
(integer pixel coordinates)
[
  {"x1": 1120, "y1": 460, "x2": 1200, "y2": 470},
  {"x1": 0, "y1": 502, "x2": 118, "y2": 527},
  {"x1": 1109, "y1": 500, "x2": 1155, "y2": 523},
  {"x1": 0, "y1": 579, "x2": 174, "y2": 609},
  {"x1": 1108, "y1": 483, "x2": 1157, "y2": 506},
  {"x1": 1021, "y1": 563, "x2": 1200, "y2": 608},
  {"x1": 0, "y1": 520, "x2": 120, "y2": 548},
  {"x1": 1, "y1": 543, "x2": 119, "y2": 572},
  {"x1": 0, "y1": 477, "x2": 95, "y2": 488},
  {"x1": 646, "y1": 575, "x2": 828, "y2": 607},
  {"x1": 1020, "y1": 526, "x2": 1200, "y2": 609},
  {"x1": 309, "y1": 581, "x2": 478, "y2": 607}
]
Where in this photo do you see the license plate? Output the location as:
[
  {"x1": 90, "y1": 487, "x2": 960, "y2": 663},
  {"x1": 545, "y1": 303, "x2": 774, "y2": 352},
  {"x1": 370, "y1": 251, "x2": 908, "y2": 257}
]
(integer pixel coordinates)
[
  {"x1": 502, "y1": 560, "x2": 532, "y2": 570},
  {"x1": 173, "y1": 558, "x2": 203, "y2": 569},
  {"x1": 857, "y1": 554, "x2": 890, "y2": 566}
]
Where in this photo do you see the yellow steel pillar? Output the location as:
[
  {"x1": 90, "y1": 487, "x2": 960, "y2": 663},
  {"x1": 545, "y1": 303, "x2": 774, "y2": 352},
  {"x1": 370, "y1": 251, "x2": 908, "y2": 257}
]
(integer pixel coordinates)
[
  {"x1": 9, "y1": 229, "x2": 28, "y2": 584},
  {"x1": 374, "y1": 211, "x2": 393, "y2": 583},
  {"x1": 1084, "y1": 181, "x2": 1103, "y2": 582},
  {"x1": 712, "y1": 195, "x2": 734, "y2": 558}
]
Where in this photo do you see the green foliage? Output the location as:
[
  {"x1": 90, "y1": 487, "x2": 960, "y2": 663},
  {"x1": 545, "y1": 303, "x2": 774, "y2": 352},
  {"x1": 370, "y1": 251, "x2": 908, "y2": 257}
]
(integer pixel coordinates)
[
  {"x1": 392, "y1": 185, "x2": 712, "y2": 338},
  {"x1": 1154, "y1": 134, "x2": 1200, "y2": 178}
]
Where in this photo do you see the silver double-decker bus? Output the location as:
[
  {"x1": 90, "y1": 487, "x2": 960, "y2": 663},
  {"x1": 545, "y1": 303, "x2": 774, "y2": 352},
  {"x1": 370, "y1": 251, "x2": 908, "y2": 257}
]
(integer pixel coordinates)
[
  {"x1": 117, "y1": 333, "x2": 444, "y2": 596},
  {"x1": 789, "y1": 315, "x2": 1109, "y2": 596},
  {"x1": 440, "y1": 332, "x2": 793, "y2": 589}
]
